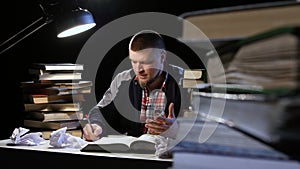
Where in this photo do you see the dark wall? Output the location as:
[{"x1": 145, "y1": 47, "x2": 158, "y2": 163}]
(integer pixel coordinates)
[{"x1": 0, "y1": 0, "x2": 284, "y2": 139}]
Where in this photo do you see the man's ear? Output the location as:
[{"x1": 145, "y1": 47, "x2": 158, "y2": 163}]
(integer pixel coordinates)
[{"x1": 160, "y1": 50, "x2": 167, "y2": 63}]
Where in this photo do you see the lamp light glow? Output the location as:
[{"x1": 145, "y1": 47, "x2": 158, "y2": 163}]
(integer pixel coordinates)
[
  {"x1": 57, "y1": 23, "x2": 96, "y2": 38},
  {"x1": 56, "y1": 8, "x2": 96, "y2": 38}
]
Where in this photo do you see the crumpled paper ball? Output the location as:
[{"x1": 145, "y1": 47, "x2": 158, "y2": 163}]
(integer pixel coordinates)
[
  {"x1": 10, "y1": 127, "x2": 46, "y2": 146},
  {"x1": 49, "y1": 127, "x2": 87, "y2": 148}
]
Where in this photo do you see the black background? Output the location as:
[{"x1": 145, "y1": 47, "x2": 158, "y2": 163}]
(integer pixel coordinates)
[{"x1": 0, "y1": 0, "x2": 285, "y2": 139}]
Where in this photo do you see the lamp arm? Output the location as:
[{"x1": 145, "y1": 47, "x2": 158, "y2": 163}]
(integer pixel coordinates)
[{"x1": 0, "y1": 16, "x2": 53, "y2": 55}]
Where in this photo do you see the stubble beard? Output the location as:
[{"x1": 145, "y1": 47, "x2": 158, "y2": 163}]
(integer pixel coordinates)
[{"x1": 139, "y1": 80, "x2": 148, "y2": 88}]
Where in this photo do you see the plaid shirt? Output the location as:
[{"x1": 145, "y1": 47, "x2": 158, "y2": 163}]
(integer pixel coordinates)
[
  {"x1": 139, "y1": 73, "x2": 168, "y2": 133},
  {"x1": 140, "y1": 87, "x2": 166, "y2": 121}
]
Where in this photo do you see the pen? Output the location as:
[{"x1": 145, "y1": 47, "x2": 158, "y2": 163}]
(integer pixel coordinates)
[
  {"x1": 85, "y1": 114, "x2": 94, "y2": 133},
  {"x1": 89, "y1": 123, "x2": 94, "y2": 133},
  {"x1": 87, "y1": 120, "x2": 95, "y2": 134},
  {"x1": 82, "y1": 122, "x2": 95, "y2": 141}
]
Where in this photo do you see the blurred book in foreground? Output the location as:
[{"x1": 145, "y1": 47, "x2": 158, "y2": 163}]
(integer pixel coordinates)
[
  {"x1": 209, "y1": 26, "x2": 300, "y2": 93},
  {"x1": 166, "y1": 118, "x2": 300, "y2": 169}
]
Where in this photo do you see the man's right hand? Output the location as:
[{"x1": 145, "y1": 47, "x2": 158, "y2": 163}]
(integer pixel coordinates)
[{"x1": 82, "y1": 123, "x2": 102, "y2": 141}]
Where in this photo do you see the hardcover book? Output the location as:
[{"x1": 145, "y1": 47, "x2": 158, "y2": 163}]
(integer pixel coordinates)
[
  {"x1": 40, "y1": 129, "x2": 83, "y2": 140},
  {"x1": 31, "y1": 72, "x2": 82, "y2": 81},
  {"x1": 182, "y1": 69, "x2": 207, "y2": 88},
  {"x1": 24, "y1": 102, "x2": 82, "y2": 112},
  {"x1": 172, "y1": 151, "x2": 300, "y2": 169},
  {"x1": 30, "y1": 63, "x2": 84, "y2": 71},
  {"x1": 23, "y1": 93, "x2": 85, "y2": 104},
  {"x1": 182, "y1": 79, "x2": 205, "y2": 88},
  {"x1": 50, "y1": 81, "x2": 93, "y2": 89},
  {"x1": 189, "y1": 91, "x2": 300, "y2": 157},
  {"x1": 22, "y1": 86, "x2": 91, "y2": 96},
  {"x1": 167, "y1": 118, "x2": 300, "y2": 169},
  {"x1": 23, "y1": 119, "x2": 81, "y2": 130},
  {"x1": 24, "y1": 111, "x2": 84, "y2": 122},
  {"x1": 183, "y1": 69, "x2": 204, "y2": 79}
]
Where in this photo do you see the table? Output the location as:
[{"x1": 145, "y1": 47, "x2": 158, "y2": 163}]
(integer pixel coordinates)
[{"x1": 0, "y1": 139, "x2": 172, "y2": 168}]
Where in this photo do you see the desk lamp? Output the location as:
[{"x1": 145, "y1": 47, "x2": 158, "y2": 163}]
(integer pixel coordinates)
[{"x1": 0, "y1": 1, "x2": 96, "y2": 55}]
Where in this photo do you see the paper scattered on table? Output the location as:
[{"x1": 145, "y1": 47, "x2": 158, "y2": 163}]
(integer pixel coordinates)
[
  {"x1": 154, "y1": 135, "x2": 169, "y2": 156},
  {"x1": 10, "y1": 127, "x2": 46, "y2": 146},
  {"x1": 49, "y1": 127, "x2": 87, "y2": 148}
]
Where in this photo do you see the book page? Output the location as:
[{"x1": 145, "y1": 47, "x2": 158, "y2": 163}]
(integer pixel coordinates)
[
  {"x1": 130, "y1": 134, "x2": 157, "y2": 153},
  {"x1": 81, "y1": 134, "x2": 159, "y2": 154},
  {"x1": 98, "y1": 135, "x2": 138, "y2": 145},
  {"x1": 91, "y1": 135, "x2": 138, "y2": 152},
  {"x1": 136, "y1": 134, "x2": 157, "y2": 144}
]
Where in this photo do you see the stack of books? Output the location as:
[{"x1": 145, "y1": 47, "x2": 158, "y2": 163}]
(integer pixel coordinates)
[
  {"x1": 21, "y1": 63, "x2": 93, "y2": 139},
  {"x1": 188, "y1": 26, "x2": 300, "y2": 157},
  {"x1": 182, "y1": 69, "x2": 206, "y2": 88},
  {"x1": 210, "y1": 26, "x2": 300, "y2": 94}
]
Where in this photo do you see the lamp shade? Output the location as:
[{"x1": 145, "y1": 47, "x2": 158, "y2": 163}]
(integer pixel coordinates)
[{"x1": 56, "y1": 7, "x2": 96, "y2": 38}]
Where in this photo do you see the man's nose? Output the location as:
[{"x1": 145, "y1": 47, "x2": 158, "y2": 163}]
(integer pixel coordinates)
[{"x1": 138, "y1": 63, "x2": 144, "y2": 72}]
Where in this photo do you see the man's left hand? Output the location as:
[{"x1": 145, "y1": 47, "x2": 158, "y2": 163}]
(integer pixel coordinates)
[{"x1": 145, "y1": 102, "x2": 178, "y2": 138}]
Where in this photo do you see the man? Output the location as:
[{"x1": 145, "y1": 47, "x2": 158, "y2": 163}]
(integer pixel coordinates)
[{"x1": 83, "y1": 30, "x2": 188, "y2": 141}]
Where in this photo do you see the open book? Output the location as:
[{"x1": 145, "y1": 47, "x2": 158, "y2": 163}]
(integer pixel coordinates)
[{"x1": 81, "y1": 134, "x2": 157, "y2": 154}]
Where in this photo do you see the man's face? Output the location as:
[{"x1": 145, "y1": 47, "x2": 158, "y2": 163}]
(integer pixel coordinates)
[{"x1": 129, "y1": 48, "x2": 165, "y2": 87}]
